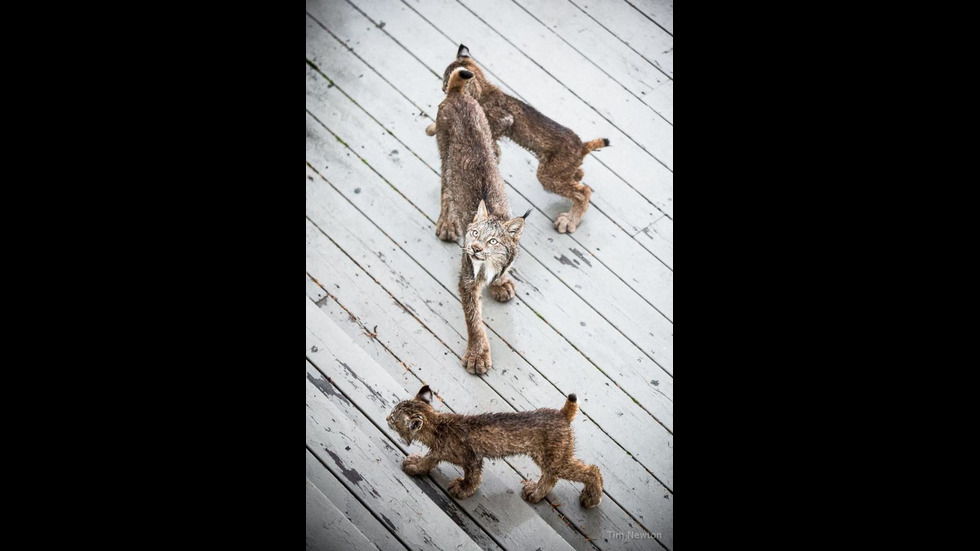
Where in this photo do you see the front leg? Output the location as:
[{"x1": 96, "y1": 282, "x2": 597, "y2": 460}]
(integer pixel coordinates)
[
  {"x1": 459, "y1": 273, "x2": 491, "y2": 374},
  {"x1": 489, "y1": 273, "x2": 517, "y2": 302},
  {"x1": 435, "y1": 178, "x2": 460, "y2": 242},
  {"x1": 402, "y1": 453, "x2": 440, "y2": 476},
  {"x1": 447, "y1": 459, "x2": 484, "y2": 499}
]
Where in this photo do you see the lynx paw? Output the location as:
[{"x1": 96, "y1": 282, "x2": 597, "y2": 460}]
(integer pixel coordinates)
[
  {"x1": 436, "y1": 217, "x2": 460, "y2": 242},
  {"x1": 489, "y1": 279, "x2": 516, "y2": 302},
  {"x1": 553, "y1": 212, "x2": 579, "y2": 234},
  {"x1": 580, "y1": 485, "x2": 603, "y2": 508},
  {"x1": 462, "y1": 345, "x2": 491, "y2": 375},
  {"x1": 521, "y1": 480, "x2": 544, "y2": 503},
  {"x1": 402, "y1": 454, "x2": 428, "y2": 476},
  {"x1": 425, "y1": 122, "x2": 437, "y2": 136},
  {"x1": 447, "y1": 477, "x2": 478, "y2": 499}
]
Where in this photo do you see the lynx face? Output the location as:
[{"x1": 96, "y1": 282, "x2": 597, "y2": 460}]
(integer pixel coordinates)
[
  {"x1": 387, "y1": 386, "x2": 434, "y2": 446},
  {"x1": 463, "y1": 201, "x2": 528, "y2": 282}
]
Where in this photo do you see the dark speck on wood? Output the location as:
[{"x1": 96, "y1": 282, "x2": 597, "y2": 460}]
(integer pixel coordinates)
[
  {"x1": 323, "y1": 448, "x2": 364, "y2": 487},
  {"x1": 354, "y1": 187, "x2": 362, "y2": 194},
  {"x1": 569, "y1": 248, "x2": 592, "y2": 267},
  {"x1": 554, "y1": 254, "x2": 578, "y2": 269}
]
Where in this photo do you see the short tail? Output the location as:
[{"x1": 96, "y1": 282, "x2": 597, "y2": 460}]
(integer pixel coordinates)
[
  {"x1": 560, "y1": 394, "x2": 578, "y2": 422},
  {"x1": 446, "y1": 68, "x2": 474, "y2": 93},
  {"x1": 583, "y1": 138, "x2": 610, "y2": 154}
]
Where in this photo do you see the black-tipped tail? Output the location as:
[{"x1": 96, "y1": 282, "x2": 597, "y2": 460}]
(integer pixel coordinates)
[
  {"x1": 583, "y1": 138, "x2": 609, "y2": 153},
  {"x1": 561, "y1": 394, "x2": 579, "y2": 422},
  {"x1": 446, "y1": 68, "x2": 474, "y2": 93}
]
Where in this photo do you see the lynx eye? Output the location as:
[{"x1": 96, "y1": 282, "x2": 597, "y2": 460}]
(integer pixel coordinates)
[
  {"x1": 489, "y1": 238, "x2": 498, "y2": 245},
  {"x1": 471, "y1": 230, "x2": 478, "y2": 237}
]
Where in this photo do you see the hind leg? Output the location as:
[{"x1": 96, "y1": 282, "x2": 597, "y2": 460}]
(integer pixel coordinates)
[
  {"x1": 555, "y1": 459, "x2": 603, "y2": 508},
  {"x1": 521, "y1": 472, "x2": 559, "y2": 503},
  {"x1": 538, "y1": 162, "x2": 592, "y2": 234}
]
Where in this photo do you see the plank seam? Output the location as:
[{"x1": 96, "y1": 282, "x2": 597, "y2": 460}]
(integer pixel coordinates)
[
  {"x1": 508, "y1": 0, "x2": 673, "y2": 124},
  {"x1": 306, "y1": 444, "x2": 412, "y2": 551},
  {"x1": 566, "y1": 0, "x2": 674, "y2": 81},
  {"x1": 622, "y1": 0, "x2": 673, "y2": 37}
]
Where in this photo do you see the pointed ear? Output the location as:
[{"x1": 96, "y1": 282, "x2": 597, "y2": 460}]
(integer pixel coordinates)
[
  {"x1": 409, "y1": 416, "x2": 423, "y2": 432},
  {"x1": 415, "y1": 385, "x2": 433, "y2": 404},
  {"x1": 474, "y1": 200, "x2": 489, "y2": 222},
  {"x1": 504, "y1": 214, "x2": 527, "y2": 237},
  {"x1": 457, "y1": 44, "x2": 470, "y2": 58}
]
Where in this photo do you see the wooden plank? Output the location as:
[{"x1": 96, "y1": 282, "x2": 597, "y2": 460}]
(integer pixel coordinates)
[
  {"x1": 305, "y1": 1, "x2": 660, "y2": 234},
  {"x1": 304, "y1": 20, "x2": 675, "y2": 366},
  {"x1": 634, "y1": 216, "x2": 673, "y2": 270},
  {"x1": 513, "y1": 0, "x2": 673, "y2": 122},
  {"x1": 306, "y1": 360, "x2": 491, "y2": 551},
  {"x1": 454, "y1": 0, "x2": 673, "y2": 169},
  {"x1": 304, "y1": 163, "x2": 674, "y2": 547},
  {"x1": 625, "y1": 0, "x2": 674, "y2": 36},
  {"x1": 306, "y1": 477, "x2": 378, "y2": 551},
  {"x1": 306, "y1": 448, "x2": 405, "y2": 551},
  {"x1": 570, "y1": 0, "x2": 674, "y2": 67},
  {"x1": 318, "y1": 0, "x2": 674, "y2": 218},
  {"x1": 306, "y1": 220, "x2": 665, "y2": 550},
  {"x1": 306, "y1": 315, "x2": 577, "y2": 551}
]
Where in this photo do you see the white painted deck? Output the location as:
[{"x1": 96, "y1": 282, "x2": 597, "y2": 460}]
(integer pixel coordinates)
[{"x1": 305, "y1": 0, "x2": 673, "y2": 549}]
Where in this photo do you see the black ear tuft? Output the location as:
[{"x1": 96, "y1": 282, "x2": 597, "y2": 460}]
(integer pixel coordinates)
[
  {"x1": 459, "y1": 70, "x2": 474, "y2": 80},
  {"x1": 457, "y1": 44, "x2": 471, "y2": 58},
  {"x1": 521, "y1": 208, "x2": 532, "y2": 219},
  {"x1": 415, "y1": 385, "x2": 433, "y2": 404}
]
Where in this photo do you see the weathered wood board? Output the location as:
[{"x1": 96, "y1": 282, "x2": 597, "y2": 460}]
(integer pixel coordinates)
[
  {"x1": 306, "y1": 477, "x2": 379, "y2": 551},
  {"x1": 306, "y1": 448, "x2": 405, "y2": 551}
]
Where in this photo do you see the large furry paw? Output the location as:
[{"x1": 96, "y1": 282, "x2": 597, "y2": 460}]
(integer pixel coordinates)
[
  {"x1": 435, "y1": 217, "x2": 460, "y2": 242},
  {"x1": 489, "y1": 278, "x2": 516, "y2": 302},
  {"x1": 521, "y1": 480, "x2": 545, "y2": 503},
  {"x1": 580, "y1": 485, "x2": 602, "y2": 508},
  {"x1": 461, "y1": 343, "x2": 491, "y2": 374},
  {"x1": 553, "y1": 212, "x2": 580, "y2": 234},
  {"x1": 425, "y1": 122, "x2": 436, "y2": 136},
  {"x1": 447, "y1": 477, "x2": 478, "y2": 499},
  {"x1": 402, "y1": 454, "x2": 428, "y2": 476}
]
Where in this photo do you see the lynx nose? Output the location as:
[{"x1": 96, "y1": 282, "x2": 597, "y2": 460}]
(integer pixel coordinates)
[{"x1": 470, "y1": 242, "x2": 484, "y2": 253}]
